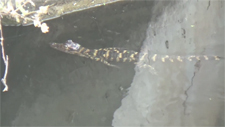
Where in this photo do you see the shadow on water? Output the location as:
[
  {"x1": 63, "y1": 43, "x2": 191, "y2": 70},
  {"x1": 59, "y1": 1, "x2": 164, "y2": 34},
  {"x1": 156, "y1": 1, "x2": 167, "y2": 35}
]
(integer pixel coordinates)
[{"x1": 1, "y1": 1, "x2": 154, "y2": 126}]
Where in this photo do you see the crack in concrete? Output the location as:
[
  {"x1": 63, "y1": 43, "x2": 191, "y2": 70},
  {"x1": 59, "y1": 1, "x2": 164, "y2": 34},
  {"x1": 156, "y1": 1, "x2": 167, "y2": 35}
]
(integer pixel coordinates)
[
  {"x1": 207, "y1": 0, "x2": 211, "y2": 10},
  {"x1": 183, "y1": 61, "x2": 201, "y2": 115}
]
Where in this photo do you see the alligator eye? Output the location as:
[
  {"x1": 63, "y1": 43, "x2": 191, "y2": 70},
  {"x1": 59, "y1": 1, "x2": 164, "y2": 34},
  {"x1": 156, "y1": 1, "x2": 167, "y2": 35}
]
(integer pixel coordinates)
[
  {"x1": 65, "y1": 40, "x2": 80, "y2": 50},
  {"x1": 68, "y1": 40, "x2": 73, "y2": 43},
  {"x1": 73, "y1": 44, "x2": 80, "y2": 50}
]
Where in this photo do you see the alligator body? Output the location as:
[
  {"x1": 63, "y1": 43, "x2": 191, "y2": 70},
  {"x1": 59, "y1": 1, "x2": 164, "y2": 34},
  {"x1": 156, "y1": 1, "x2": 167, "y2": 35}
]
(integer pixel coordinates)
[
  {"x1": 50, "y1": 40, "x2": 222, "y2": 68},
  {"x1": 50, "y1": 40, "x2": 139, "y2": 68}
]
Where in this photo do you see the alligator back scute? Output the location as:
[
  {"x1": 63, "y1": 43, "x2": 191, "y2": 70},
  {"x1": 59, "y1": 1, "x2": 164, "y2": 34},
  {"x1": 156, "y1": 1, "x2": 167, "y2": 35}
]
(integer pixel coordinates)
[{"x1": 95, "y1": 47, "x2": 139, "y2": 62}]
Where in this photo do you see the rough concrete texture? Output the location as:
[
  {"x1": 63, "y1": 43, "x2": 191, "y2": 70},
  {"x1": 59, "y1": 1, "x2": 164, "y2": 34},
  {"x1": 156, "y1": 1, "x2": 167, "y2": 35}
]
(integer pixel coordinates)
[{"x1": 113, "y1": 0, "x2": 224, "y2": 126}]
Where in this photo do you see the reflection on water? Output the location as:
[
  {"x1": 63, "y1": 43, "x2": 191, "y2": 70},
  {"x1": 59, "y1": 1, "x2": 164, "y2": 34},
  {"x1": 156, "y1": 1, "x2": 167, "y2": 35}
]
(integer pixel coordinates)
[{"x1": 1, "y1": 1, "x2": 154, "y2": 126}]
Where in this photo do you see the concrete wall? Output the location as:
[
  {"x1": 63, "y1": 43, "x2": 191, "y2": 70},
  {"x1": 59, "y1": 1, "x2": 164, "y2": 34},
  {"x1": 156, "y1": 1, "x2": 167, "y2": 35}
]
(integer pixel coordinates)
[{"x1": 113, "y1": 0, "x2": 224, "y2": 126}]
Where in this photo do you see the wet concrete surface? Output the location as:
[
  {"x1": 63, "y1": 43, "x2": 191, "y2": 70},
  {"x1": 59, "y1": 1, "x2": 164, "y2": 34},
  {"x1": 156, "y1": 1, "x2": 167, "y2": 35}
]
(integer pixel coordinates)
[
  {"x1": 113, "y1": 0, "x2": 224, "y2": 126},
  {"x1": 1, "y1": 1, "x2": 153, "y2": 126}
]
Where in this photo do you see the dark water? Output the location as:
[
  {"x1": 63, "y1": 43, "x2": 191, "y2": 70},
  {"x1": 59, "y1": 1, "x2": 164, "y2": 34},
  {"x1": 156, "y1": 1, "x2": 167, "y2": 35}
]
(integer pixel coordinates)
[{"x1": 1, "y1": 1, "x2": 154, "y2": 126}]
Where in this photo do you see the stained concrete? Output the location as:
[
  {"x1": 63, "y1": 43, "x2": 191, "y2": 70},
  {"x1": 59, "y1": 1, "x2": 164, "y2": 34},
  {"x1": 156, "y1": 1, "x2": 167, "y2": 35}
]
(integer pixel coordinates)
[{"x1": 113, "y1": 0, "x2": 224, "y2": 126}]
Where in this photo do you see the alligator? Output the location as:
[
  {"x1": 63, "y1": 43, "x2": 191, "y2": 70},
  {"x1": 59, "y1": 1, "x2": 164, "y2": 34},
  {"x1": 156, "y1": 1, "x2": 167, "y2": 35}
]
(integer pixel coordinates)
[{"x1": 50, "y1": 40, "x2": 222, "y2": 68}]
